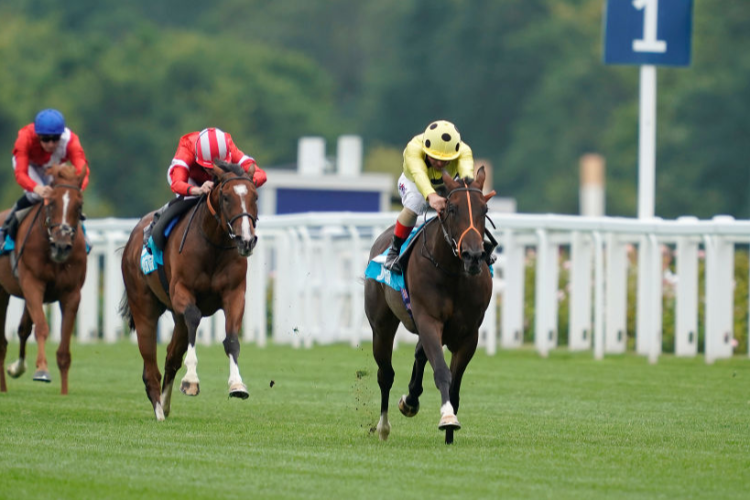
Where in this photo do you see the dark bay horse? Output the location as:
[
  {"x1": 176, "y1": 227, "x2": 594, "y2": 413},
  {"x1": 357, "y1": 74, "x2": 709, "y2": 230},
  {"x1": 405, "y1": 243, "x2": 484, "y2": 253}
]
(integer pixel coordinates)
[
  {"x1": 0, "y1": 164, "x2": 88, "y2": 394},
  {"x1": 365, "y1": 167, "x2": 494, "y2": 444},
  {"x1": 120, "y1": 161, "x2": 258, "y2": 421}
]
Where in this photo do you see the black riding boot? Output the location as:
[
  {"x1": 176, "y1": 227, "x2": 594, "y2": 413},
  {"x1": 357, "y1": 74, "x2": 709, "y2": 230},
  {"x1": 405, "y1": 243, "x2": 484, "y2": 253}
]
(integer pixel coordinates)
[
  {"x1": 384, "y1": 235, "x2": 406, "y2": 274},
  {"x1": 1, "y1": 196, "x2": 34, "y2": 243}
]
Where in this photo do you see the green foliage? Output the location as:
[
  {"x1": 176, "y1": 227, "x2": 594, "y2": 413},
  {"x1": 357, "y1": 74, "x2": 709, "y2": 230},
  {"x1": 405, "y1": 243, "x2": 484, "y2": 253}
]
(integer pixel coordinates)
[{"x1": 3, "y1": 1, "x2": 750, "y2": 219}]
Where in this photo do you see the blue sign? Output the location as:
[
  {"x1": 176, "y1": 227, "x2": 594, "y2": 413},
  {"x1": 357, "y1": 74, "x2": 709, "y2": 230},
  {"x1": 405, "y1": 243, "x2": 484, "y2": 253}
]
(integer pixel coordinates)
[
  {"x1": 604, "y1": 0, "x2": 693, "y2": 67},
  {"x1": 275, "y1": 188, "x2": 381, "y2": 214}
]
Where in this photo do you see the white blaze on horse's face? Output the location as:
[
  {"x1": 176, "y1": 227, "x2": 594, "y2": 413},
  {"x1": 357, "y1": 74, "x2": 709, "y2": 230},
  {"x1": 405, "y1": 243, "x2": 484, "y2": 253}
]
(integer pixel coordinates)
[
  {"x1": 62, "y1": 191, "x2": 71, "y2": 226},
  {"x1": 233, "y1": 184, "x2": 253, "y2": 239}
]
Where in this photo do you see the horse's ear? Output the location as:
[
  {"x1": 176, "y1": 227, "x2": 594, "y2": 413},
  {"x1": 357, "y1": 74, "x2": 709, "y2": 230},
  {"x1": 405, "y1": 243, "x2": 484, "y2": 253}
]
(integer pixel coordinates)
[
  {"x1": 211, "y1": 160, "x2": 231, "y2": 182},
  {"x1": 245, "y1": 161, "x2": 256, "y2": 181},
  {"x1": 442, "y1": 170, "x2": 459, "y2": 191},
  {"x1": 474, "y1": 166, "x2": 486, "y2": 190},
  {"x1": 48, "y1": 164, "x2": 61, "y2": 179}
]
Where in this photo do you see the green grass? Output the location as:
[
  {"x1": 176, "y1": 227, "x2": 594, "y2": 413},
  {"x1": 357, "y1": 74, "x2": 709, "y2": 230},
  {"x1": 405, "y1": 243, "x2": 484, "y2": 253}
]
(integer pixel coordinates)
[{"x1": 0, "y1": 341, "x2": 748, "y2": 500}]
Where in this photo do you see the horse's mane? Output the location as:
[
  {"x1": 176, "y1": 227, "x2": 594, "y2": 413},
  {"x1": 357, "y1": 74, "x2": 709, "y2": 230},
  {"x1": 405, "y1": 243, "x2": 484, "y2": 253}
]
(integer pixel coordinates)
[{"x1": 214, "y1": 160, "x2": 248, "y2": 178}]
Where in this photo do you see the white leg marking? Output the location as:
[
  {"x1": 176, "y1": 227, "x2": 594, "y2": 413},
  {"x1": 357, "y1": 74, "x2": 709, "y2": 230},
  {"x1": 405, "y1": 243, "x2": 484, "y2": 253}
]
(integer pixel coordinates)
[
  {"x1": 440, "y1": 402, "x2": 456, "y2": 418},
  {"x1": 377, "y1": 411, "x2": 391, "y2": 441},
  {"x1": 160, "y1": 379, "x2": 175, "y2": 416},
  {"x1": 154, "y1": 402, "x2": 165, "y2": 421},
  {"x1": 227, "y1": 356, "x2": 244, "y2": 386},
  {"x1": 182, "y1": 344, "x2": 199, "y2": 383}
]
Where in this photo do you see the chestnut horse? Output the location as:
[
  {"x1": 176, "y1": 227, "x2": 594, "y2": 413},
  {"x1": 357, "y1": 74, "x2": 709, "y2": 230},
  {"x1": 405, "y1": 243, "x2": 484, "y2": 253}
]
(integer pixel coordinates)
[
  {"x1": 365, "y1": 167, "x2": 494, "y2": 444},
  {"x1": 0, "y1": 164, "x2": 88, "y2": 394},
  {"x1": 120, "y1": 161, "x2": 258, "y2": 421}
]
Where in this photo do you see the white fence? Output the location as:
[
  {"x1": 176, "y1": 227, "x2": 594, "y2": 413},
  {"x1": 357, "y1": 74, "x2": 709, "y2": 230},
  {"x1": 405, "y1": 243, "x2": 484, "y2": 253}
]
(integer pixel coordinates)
[{"x1": 4, "y1": 213, "x2": 750, "y2": 364}]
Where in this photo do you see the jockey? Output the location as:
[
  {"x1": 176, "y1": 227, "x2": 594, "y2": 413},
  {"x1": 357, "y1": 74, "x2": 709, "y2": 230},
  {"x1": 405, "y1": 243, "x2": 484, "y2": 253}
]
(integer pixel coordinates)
[
  {"x1": 385, "y1": 120, "x2": 481, "y2": 274},
  {"x1": 144, "y1": 127, "x2": 267, "y2": 252},
  {"x1": 0, "y1": 109, "x2": 89, "y2": 245}
]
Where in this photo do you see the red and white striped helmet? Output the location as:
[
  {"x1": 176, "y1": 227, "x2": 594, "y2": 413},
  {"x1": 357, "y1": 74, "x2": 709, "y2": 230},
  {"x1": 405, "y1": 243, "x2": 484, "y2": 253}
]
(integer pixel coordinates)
[{"x1": 195, "y1": 127, "x2": 231, "y2": 168}]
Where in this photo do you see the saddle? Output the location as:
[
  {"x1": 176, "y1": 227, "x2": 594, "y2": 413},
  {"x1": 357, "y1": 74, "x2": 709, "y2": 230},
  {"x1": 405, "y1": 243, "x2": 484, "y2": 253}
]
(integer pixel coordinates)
[{"x1": 140, "y1": 196, "x2": 202, "y2": 296}]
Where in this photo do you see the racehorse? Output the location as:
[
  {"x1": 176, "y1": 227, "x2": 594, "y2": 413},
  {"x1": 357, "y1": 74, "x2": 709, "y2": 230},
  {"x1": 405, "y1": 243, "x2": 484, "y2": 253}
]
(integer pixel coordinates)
[
  {"x1": 365, "y1": 167, "x2": 494, "y2": 444},
  {"x1": 120, "y1": 161, "x2": 258, "y2": 421},
  {"x1": 0, "y1": 164, "x2": 88, "y2": 394}
]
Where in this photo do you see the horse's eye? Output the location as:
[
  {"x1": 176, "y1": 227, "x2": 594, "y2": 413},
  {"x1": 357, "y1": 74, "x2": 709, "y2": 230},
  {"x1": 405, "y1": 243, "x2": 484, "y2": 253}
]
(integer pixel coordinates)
[{"x1": 447, "y1": 204, "x2": 457, "y2": 215}]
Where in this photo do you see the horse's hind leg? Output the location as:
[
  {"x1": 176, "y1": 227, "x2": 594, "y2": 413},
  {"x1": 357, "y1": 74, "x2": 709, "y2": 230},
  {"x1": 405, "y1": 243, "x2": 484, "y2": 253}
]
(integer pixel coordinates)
[
  {"x1": 444, "y1": 333, "x2": 478, "y2": 445},
  {"x1": 7, "y1": 306, "x2": 32, "y2": 379},
  {"x1": 398, "y1": 339, "x2": 427, "y2": 418},
  {"x1": 365, "y1": 282, "x2": 400, "y2": 441},
  {"x1": 0, "y1": 290, "x2": 9, "y2": 392},
  {"x1": 130, "y1": 298, "x2": 165, "y2": 420}
]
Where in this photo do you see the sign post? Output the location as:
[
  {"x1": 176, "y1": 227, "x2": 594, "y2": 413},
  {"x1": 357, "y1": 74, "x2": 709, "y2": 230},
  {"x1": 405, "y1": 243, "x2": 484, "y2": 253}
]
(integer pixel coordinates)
[
  {"x1": 603, "y1": 0, "x2": 694, "y2": 362},
  {"x1": 604, "y1": 0, "x2": 694, "y2": 218}
]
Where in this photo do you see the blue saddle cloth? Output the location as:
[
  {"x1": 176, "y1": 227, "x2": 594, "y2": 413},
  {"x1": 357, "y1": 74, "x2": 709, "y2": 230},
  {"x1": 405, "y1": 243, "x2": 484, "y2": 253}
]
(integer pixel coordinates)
[
  {"x1": 364, "y1": 224, "x2": 426, "y2": 292},
  {"x1": 365, "y1": 220, "x2": 493, "y2": 292},
  {"x1": 140, "y1": 217, "x2": 179, "y2": 275}
]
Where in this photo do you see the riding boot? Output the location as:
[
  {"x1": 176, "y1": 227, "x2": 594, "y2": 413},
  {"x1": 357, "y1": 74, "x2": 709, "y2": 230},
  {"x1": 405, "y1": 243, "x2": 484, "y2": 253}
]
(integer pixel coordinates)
[
  {"x1": 385, "y1": 235, "x2": 406, "y2": 274},
  {"x1": 1, "y1": 196, "x2": 33, "y2": 244},
  {"x1": 142, "y1": 204, "x2": 166, "y2": 252}
]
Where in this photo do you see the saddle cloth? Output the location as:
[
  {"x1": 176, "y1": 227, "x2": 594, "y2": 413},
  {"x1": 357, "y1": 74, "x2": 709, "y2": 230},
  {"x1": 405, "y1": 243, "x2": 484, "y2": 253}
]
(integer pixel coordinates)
[{"x1": 140, "y1": 217, "x2": 179, "y2": 275}]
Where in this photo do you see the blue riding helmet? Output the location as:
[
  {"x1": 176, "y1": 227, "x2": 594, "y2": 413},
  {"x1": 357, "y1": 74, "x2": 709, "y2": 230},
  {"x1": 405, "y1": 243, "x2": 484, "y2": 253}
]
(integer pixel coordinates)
[{"x1": 34, "y1": 109, "x2": 66, "y2": 135}]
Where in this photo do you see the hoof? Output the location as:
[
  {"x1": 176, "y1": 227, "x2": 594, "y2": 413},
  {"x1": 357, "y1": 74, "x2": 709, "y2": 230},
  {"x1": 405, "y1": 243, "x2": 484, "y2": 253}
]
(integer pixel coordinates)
[
  {"x1": 7, "y1": 359, "x2": 27, "y2": 379},
  {"x1": 398, "y1": 395, "x2": 419, "y2": 417},
  {"x1": 32, "y1": 370, "x2": 52, "y2": 383},
  {"x1": 438, "y1": 413, "x2": 461, "y2": 431},
  {"x1": 228, "y1": 382, "x2": 249, "y2": 400},
  {"x1": 180, "y1": 380, "x2": 200, "y2": 396}
]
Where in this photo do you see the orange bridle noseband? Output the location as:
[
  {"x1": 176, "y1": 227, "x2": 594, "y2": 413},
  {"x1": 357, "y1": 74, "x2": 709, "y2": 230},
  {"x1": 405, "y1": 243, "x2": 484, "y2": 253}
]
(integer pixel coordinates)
[{"x1": 440, "y1": 185, "x2": 485, "y2": 257}]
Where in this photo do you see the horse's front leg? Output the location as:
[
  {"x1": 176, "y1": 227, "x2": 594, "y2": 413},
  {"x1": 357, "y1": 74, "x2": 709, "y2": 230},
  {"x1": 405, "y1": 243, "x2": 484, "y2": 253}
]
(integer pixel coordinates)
[
  {"x1": 223, "y1": 291, "x2": 248, "y2": 399},
  {"x1": 19, "y1": 280, "x2": 52, "y2": 383},
  {"x1": 0, "y1": 289, "x2": 9, "y2": 392},
  {"x1": 6, "y1": 307, "x2": 32, "y2": 379},
  {"x1": 414, "y1": 314, "x2": 461, "y2": 436},
  {"x1": 444, "y1": 331, "x2": 478, "y2": 444},
  {"x1": 56, "y1": 291, "x2": 82, "y2": 395},
  {"x1": 398, "y1": 339, "x2": 427, "y2": 418},
  {"x1": 161, "y1": 314, "x2": 188, "y2": 413},
  {"x1": 170, "y1": 281, "x2": 202, "y2": 397}
]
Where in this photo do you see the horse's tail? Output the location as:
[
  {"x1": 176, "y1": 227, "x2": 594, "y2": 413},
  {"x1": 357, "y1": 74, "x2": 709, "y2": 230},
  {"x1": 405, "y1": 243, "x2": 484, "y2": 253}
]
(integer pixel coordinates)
[{"x1": 118, "y1": 292, "x2": 135, "y2": 331}]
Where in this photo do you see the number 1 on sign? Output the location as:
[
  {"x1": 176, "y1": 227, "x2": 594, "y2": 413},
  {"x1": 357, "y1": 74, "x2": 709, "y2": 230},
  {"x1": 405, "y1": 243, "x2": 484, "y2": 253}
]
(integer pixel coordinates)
[{"x1": 632, "y1": 0, "x2": 667, "y2": 53}]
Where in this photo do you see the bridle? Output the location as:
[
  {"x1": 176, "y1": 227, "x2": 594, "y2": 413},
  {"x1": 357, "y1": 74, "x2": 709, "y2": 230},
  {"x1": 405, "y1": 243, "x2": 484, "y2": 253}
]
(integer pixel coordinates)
[
  {"x1": 205, "y1": 176, "x2": 258, "y2": 241},
  {"x1": 44, "y1": 183, "x2": 82, "y2": 243},
  {"x1": 438, "y1": 184, "x2": 487, "y2": 257}
]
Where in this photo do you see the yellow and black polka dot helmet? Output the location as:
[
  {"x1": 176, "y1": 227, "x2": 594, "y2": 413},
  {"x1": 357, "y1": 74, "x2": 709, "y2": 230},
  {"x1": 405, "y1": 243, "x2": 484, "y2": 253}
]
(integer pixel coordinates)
[{"x1": 422, "y1": 120, "x2": 461, "y2": 161}]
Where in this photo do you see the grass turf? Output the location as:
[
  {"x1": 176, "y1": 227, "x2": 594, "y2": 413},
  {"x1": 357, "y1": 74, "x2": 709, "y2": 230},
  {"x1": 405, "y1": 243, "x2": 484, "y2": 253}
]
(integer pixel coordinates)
[{"x1": 0, "y1": 341, "x2": 748, "y2": 499}]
